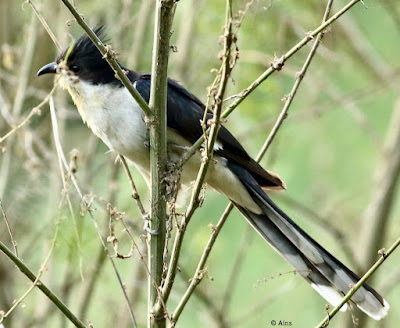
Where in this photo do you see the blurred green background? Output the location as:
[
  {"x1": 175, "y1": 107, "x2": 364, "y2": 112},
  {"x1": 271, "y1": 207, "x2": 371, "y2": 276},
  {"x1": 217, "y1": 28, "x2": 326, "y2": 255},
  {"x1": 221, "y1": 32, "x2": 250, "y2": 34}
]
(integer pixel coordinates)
[{"x1": 1, "y1": 0, "x2": 400, "y2": 327}]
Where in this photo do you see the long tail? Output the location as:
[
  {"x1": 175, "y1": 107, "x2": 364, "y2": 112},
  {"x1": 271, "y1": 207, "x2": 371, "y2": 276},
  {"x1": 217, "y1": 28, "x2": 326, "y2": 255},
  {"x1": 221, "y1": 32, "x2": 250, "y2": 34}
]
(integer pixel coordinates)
[{"x1": 228, "y1": 163, "x2": 389, "y2": 320}]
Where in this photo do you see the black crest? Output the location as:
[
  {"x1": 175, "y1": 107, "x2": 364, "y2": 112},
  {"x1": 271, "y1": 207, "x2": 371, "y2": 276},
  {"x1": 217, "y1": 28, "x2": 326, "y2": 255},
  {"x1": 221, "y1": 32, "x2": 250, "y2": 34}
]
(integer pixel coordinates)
[{"x1": 57, "y1": 25, "x2": 121, "y2": 86}]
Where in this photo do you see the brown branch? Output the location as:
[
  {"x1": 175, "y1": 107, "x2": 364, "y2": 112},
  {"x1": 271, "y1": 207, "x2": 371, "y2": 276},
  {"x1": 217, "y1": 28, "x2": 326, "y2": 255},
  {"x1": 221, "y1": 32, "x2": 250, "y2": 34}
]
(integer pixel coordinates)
[{"x1": 119, "y1": 155, "x2": 147, "y2": 218}]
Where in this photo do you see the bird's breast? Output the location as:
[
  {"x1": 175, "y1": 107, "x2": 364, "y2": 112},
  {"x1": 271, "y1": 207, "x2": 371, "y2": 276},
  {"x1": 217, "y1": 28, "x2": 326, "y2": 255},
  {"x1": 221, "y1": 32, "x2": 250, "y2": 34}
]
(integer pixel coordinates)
[{"x1": 68, "y1": 82, "x2": 150, "y2": 170}]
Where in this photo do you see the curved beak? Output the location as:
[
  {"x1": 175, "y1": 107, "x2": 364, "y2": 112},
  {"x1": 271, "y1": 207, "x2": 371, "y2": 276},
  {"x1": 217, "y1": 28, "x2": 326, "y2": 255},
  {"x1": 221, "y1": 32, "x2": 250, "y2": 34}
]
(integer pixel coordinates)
[{"x1": 37, "y1": 62, "x2": 57, "y2": 76}]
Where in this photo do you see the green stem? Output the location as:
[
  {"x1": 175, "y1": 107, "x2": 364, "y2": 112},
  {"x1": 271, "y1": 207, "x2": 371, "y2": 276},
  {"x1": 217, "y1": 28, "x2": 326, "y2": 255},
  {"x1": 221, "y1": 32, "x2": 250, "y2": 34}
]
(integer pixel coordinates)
[
  {"x1": 147, "y1": 1, "x2": 176, "y2": 327},
  {"x1": 314, "y1": 236, "x2": 399, "y2": 328},
  {"x1": 0, "y1": 240, "x2": 87, "y2": 328},
  {"x1": 221, "y1": 0, "x2": 361, "y2": 118},
  {"x1": 161, "y1": 0, "x2": 234, "y2": 320},
  {"x1": 172, "y1": 0, "x2": 362, "y2": 176}
]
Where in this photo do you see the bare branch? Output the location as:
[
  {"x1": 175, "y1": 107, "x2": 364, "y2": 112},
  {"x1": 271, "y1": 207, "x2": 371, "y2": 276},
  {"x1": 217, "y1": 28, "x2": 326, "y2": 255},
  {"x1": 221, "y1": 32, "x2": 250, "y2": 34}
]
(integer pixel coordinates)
[
  {"x1": 0, "y1": 238, "x2": 86, "y2": 328},
  {"x1": 49, "y1": 97, "x2": 138, "y2": 328},
  {"x1": 27, "y1": 0, "x2": 62, "y2": 51},
  {"x1": 258, "y1": 0, "x2": 333, "y2": 154},
  {"x1": 161, "y1": 0, "x2": 235, "y2": 313},
  {"x1": 119, "y1": 155, "x2": 147, "y2": 218},
  {"x1": 0, "y1": 200, "x2": 18, "y2": 256},
  {"x1": 169, "y1": 0, "x2": 363, "y2": 173},
  {"x1": 171, "y1": 1, "x2": 337, "y2": 319},
  {"x1": 314, "y1": 234, "x2": 400, "y2": 328},
  {"x1": 221, "y1": 0, "x2": 362, "y2": 118}
]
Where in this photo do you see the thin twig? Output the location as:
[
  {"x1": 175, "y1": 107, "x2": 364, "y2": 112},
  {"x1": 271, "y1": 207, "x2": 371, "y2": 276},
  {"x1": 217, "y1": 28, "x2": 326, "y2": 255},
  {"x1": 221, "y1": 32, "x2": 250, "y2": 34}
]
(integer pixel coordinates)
[
  {"x1": 171, "y1": 1, "x2": 336, "y2": 319},
  {"x1": 0, "y1": 240, "x2": 86, "y2": 328},
  {"x1": 50, "y1": 97, "x2": 84, "y2": 280},
  {"x1": 221, "y1": 0, "x2": 361, "y2": 119},
  {"x1": 49, "y1": 97, "x2": 138, "y2": 328},
  {"x1": 161, "y1": 0, "x2": 234, "y2": 313},
  {"x1": 119, "y1": 155, "x2": 147, "y2": 219},
  {"x1": 0, "y1": 200, "x2": 18, "y2": 256},
  {"x1": 27, "y1": 0, "x2": 62, "y2": 51},
  {"x1": 249, "y1": 0, "x2": 334, "y2": 154},
  {"x1": 314, "y1": 234, "x2": 400, "y2": 328},
  {"x1": 0, "y1": 226, "x2": 58, "y2": 324},
  {"x1": 171, "y1": 0, "x2": 361, "y2": 174},
  {"x1": 0, "y1": 86, "x2": 57, "y2": 145},
  {"x1": 119, "y1": 158, "x2": 171, "y2": 324},
  {"x1": 171, "y1": 202, "x2": 235, "y2": 322}
]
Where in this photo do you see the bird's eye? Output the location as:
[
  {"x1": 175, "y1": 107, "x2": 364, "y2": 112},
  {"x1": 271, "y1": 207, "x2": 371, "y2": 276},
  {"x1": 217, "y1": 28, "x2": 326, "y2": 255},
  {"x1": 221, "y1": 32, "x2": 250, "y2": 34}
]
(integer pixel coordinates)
[{"x1": 70, "y1": 65, "x2": 80, "y2": 73}]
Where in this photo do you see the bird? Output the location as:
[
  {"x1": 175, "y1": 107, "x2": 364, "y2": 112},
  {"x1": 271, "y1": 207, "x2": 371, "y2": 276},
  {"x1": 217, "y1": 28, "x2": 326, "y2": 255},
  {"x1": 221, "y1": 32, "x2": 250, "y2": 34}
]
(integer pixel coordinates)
[{"x1": 38, "y1": 26, "x2": 389, "y2": 320}]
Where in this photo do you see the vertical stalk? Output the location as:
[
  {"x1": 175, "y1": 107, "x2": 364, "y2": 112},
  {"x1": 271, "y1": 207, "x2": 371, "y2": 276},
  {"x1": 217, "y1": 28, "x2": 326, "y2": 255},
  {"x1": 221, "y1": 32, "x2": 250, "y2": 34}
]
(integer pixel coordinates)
[
  {"x1": 162, "y1": 0, "x2": 233, "y2": 321},
  {"x1": 148, "y1": 1, "x2": 176, "y2": 327}
]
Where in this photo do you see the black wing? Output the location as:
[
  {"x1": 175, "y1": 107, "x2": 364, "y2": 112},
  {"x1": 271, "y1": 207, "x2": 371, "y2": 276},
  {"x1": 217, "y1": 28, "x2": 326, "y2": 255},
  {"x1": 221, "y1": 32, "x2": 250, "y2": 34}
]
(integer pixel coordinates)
[{"x1": 132, "y1": 73, "x2": 284, "y2": 189}]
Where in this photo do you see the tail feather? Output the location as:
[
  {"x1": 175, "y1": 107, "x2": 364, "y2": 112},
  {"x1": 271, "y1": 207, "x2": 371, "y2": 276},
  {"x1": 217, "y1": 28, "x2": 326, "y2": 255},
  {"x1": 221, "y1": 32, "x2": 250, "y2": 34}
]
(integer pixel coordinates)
[
  {"x1": 236, "y1": 206, "x2": 348, "y2": 312},
  {"x1": 229, "y1": 163, "x2": 389, "y2": 320}
]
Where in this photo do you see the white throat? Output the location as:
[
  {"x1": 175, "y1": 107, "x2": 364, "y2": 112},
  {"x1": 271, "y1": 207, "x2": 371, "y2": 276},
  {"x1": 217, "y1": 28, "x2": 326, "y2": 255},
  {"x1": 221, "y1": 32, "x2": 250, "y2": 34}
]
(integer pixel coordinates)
[{"x1": 61, "y1": 77, "x2": 150, "y2": 173}]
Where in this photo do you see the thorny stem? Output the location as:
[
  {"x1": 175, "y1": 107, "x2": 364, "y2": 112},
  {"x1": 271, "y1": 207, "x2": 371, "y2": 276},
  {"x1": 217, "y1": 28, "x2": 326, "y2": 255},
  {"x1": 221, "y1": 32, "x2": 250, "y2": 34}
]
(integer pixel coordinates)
[
  {"x1": 0, "y1": 85, "x2": 57, "y2": 145},
  {"x1": 161, "y1": 0, "x2": 234, "y2": 320},
  {"x1": 0, "y1": 227, "x2": 59, "y2": 324},
  {"x1": 171, "y1": 0, "x2": 336, "y2": 320},
  {"x1": 0, "y1": 239, "x2": 86, "y2": 328},
  {"x1": 174, "y1": 0, "x2": 362, "y2": 171},
  {"x1": 314, "y1": 235, "x2": 399, "y2": 328},
  {"x1": 49, "y1": 98, "x2": 138, "y2": 328},
  {"x1": 258, "y1": 0, "x2": 334, "y2": 155},
  {"x1": 171, "y1": 202, "x2": 234, "y2": 323},
  {"x1": 119, "y1": 155, "x2": 147, "y2": 217},
  {"x1": 147, "y1": 1, "x2": 176, "y2": 327},
  {"x1": 221, "y1": 0, "x2": 361, "y2": 118}
]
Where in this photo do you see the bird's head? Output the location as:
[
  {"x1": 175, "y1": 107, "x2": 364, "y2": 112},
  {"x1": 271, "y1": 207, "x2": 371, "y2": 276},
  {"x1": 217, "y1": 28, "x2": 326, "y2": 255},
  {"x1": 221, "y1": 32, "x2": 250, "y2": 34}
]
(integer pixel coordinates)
[{"x1": 37, "y1": 25, "x2": 119, "y2": 89}]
